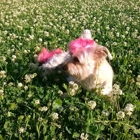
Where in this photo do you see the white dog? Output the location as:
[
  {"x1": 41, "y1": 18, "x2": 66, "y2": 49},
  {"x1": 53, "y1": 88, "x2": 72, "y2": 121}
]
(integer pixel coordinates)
[{"x1": 40, "y1": 29, "x2": 114, "y2": 95}]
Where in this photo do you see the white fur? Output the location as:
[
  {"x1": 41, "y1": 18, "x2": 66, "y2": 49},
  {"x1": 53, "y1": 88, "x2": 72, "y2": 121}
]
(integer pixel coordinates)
[{"x1": 65, "y1": 46, "x2": 114, "y2": 95}]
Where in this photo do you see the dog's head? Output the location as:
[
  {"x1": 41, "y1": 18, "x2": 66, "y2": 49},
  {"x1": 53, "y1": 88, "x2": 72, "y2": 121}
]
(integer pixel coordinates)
[{"x1": 62, "y1": 44, "x2": 112, "y2": 81}]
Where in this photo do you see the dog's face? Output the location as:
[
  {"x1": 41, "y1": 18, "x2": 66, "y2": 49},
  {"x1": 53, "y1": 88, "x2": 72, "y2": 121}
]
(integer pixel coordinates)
[{"x1": 63, "y1": 45, "x2": 112, "y2": 82}]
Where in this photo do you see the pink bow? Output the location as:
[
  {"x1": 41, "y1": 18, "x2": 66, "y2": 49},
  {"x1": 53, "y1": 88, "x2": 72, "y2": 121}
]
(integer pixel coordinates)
[
  {"x1": 69, "y1": 37, "x2": 95, "y2": 54},
  {"x1": 38, "y1": 47, "x2": 62, "y2": 63}
]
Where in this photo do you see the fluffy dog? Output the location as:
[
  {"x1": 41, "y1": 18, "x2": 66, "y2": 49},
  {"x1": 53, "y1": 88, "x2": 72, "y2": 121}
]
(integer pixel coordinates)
[
  {"x1": 62, "y1": 31, "x2": 113, "y2": 95},
  {"x1": 39, "y1": 29, "x2": 113, "y2": 95}
]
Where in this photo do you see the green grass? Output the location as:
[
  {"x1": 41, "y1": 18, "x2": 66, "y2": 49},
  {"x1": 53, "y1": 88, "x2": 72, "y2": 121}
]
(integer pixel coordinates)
[{"x1": 0, "y1": 0, "x2": 140, "y2": 139}]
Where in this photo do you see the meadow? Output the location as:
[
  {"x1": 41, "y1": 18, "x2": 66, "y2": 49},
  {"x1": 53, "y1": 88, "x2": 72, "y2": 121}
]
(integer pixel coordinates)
[{"x1": 0, "y1": 0, "x2": 140, "y2": 139}]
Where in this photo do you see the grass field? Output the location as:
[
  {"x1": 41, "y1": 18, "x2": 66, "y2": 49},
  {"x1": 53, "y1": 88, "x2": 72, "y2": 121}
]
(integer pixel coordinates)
[{"x1": 0, "y1": 0, "x2": 140, "y2": 139}]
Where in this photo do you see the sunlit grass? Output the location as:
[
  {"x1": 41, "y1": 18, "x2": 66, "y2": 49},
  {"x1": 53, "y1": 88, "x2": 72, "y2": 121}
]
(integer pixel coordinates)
[{"x1": 0, "y1": 0, "x2": 140, "y2": 139}]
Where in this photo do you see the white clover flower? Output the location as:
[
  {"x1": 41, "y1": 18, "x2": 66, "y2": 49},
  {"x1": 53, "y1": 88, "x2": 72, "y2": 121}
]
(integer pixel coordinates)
[
  {"x1": 102, "y1": 110, "x2": 110, "y2": 117},
  {"x1": 17, "y1": 82, "x2": 23, "y2": 88},
  {"x1": 124, "y1": 42, "x2": 127, "y2": 46},
  {"x1": 39, "y1": 38, "x2": 42, "y2": 42},
  {"x1": 24, "y1": 74, "x2": 31, "y2": 83},
  {"x1": 126, "y1": 27, "x2": 130, "y2": 31},
  {"x1": 51, "y1": 112, "x2": 59, "y2": 120},
  {"x1": 29, "y1": 34, "x2": 34, "y2": 40},
  {"x1": 28, "y1": 93, "x2": 32, "y2": 98},
  {"x1": 113, "y1": 84, "x2": 120, "y2": 90},
  {"x1": 73, "y1": 83, "x2": 79, "y2": 90},
  {"x1": 124, "y1": 103, "x2": 134, "y2": 116},
  {"x1": 136, "y1": 82, "x2": 140, "y2": 88},
  {"x1": 23, "y1": 50, "x2": 28, "y2": 54},
  {"x1": 69, "y1": 81, "x2": 79, "y2": 90},
  {"x1": 69, "y1": 81, "x2": 75, "y2": 86},
  {"x1": 69, "y1": 89, "x2": 77, "y2": 96},
  {"x1": 80, "y1": 133, "x2": 88, "y2": 140},
  {"x1": 24, "y1": 86, "x2": 28, "y2": 90},
  {"x1": 44, "y1": 41, "x2": 48, "y2": 46},
  {"x1": 35, "y1": 99, "x2": 40, "y2": 105},
  {"x1": 116, "y1": 111, "x2": 125, "y2": 119},
  {"x1": 136, "y1": 75, "x2": 140, "y2": 82},
  {"x1": 58, "y1": 90, "x2": 63, "y2": 95},
  {"x1": 106, "y1": 25, "x2": 110, "y2": 30},
  {"x1": 34, "y1": 54, "x2": 38, "y2": 61},
  {"x1": 38, "y1": 117, "x2": 43, "y2": 122},
  {"x1": 19, "y1": 127, "x2": 25, "y2": 133},
  {"x1": 116, "y1": 32, "x2": 120, "y2": 37},
  {"x1": 8, "y1": 82, "x2": 14, "y2": 86},
  {"x1": 0, "y1": 70, "x2": 6, "y2": 78},
  {"x1": 121, "y1": 35, "x2": 125, "y2": 39},
  {"x1": 12, "y1": 55, "x2": 16, "y2": 59},
  {"x1": 112, "y1": 84, "x2": 123, "y2": 95},
  {"x1": 39, "y1": 106, "x2": 48, "y2": 112},
  {"x1": 87, "y1": 100, "x2": 96, "y2": 110},
  {"x1": 1, "y1": 56, "x2": 6, "y2": 62},
  {"x1": 30, "y1": 73, "x2": 37, "y2": 79}
]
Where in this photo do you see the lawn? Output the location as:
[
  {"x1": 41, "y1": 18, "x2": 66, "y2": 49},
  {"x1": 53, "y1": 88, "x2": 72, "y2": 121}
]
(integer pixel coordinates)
[{"x1": 0, "y1": 0, "x2": 140, "y2": 139}]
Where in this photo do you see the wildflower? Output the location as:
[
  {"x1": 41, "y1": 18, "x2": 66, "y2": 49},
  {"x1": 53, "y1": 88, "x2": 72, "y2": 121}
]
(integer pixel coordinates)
[
  {"x1": 87, "y1": 100, "x2": 96, "y2": 109},
  {"x1": 29, "y1": 34, "x2": 34, "y2": 40},
  {"x1": 17, "y1": 82, "x2": 23, "y2": 88},
  {"x1": 116, "y1": 32, "x2": 120, "y2": 37},
  {"x1": 44, "y1": 41, "x2": 48, "y2": 46},
  {"x1": 136, "y1": 75, "x2": 140, "y2": 82},
  {"x1": 35, "y1": 99, "x2": 40, "y2": 105},
  {"x1": 30, "y1": 73, "x2": 37, "y2": 79},
  {"x1": 0, "y1": 70, "x2": 6, "y2": 78},
  {"x1": 102, "y1": 110, "x2": 110, "y2": 117},
  {"x1": 69, "y1": 106, "x2": 78, "y2": 111},
  {"x1": 12, "y1": 55, "x2": 16, "y2": 59},
  {"x1": 8, "y1": 82, "x2": 14, "y2": 86},
  {"x1": 58, "y1": 90, "x2": 63, "y2": 95},
  {"x1": 24, "y1": 74, "x2": 31, "y2": 83},
  {"x1": 124, "y1": 103, "x2": 134, "y2": 116},
  {"x1": 24, "y1": 85, "x2": 28, "y2": 90},
  {"x1": 34, "y1": 54, "x2": 38, "y2": 61},
  {"x1": 116, "y1": 111, "x2": 125, "y2": 119},
  {"x1": 112, "y1": 84, "x2": 123, "y2": 95},
  {"x1": 73, "y1": 83, "x2": 79, "y2": 90},
  {"x1": 69, "y1": 81, "x2": 75, "y2": 87},
  {"x1": 39, "y1": 106, "x2": 48, "y2": 112},
  {"x1": 105, "y1": 25, "x2": 110, "y2": 30},
  {"x1": 136, "y1": 75, "x2": 140, "y2": 88},
  {"x1": 28, "y1": 93, "x2": 32, "y2": 98},
  {"x1": 39, "y1": 38, "x2": 42, "y2": 42},
  {"x1": 1, "y1": 56, "x2": 6, "y2": 62},
  {"x1": 69, "y1": 89, "x2": 77, "y2": 96},
  {"x1": 68, "y1": 81, "x2": 79, "y2": 96},
  {"x1": 23, "y1": 50, "x2": 28, "y2": 54},
  {"x1": 38, "y1": 117, "x2": 43, "y2": 122},
  {"x1": 19, "y1": 127, "x2": 25, "y2": 133},
  {"x1": 51, "y1": 112, "x2": 59, "y2": 120},
  {"x1": 80, "y1": 133, "x2": 88, "y2": 140}
]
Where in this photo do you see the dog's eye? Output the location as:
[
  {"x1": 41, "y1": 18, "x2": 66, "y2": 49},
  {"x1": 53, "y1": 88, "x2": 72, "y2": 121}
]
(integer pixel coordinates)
[{"x1": 73, "y1": 57, "x2": 79, "y2": 63}]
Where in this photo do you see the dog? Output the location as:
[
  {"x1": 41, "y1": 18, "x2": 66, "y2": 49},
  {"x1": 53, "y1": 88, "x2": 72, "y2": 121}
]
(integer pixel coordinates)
[
  {"x1": 39, "y1": 29, "x2": 113, "y2": 95},
  {"x1": 62, "y1": 31, "x2": 113, "y2": 95}
]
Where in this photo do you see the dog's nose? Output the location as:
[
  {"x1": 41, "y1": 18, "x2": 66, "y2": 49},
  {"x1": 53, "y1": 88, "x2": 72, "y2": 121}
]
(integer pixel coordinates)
[{"x1": 62, "y1": 64, "x2": 67, "y2": 71}]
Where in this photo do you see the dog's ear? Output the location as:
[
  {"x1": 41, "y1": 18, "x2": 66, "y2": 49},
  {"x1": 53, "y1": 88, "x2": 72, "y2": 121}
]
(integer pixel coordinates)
[{"x1": 94, "y1": 46, "x2": 113, "y2": 60}]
